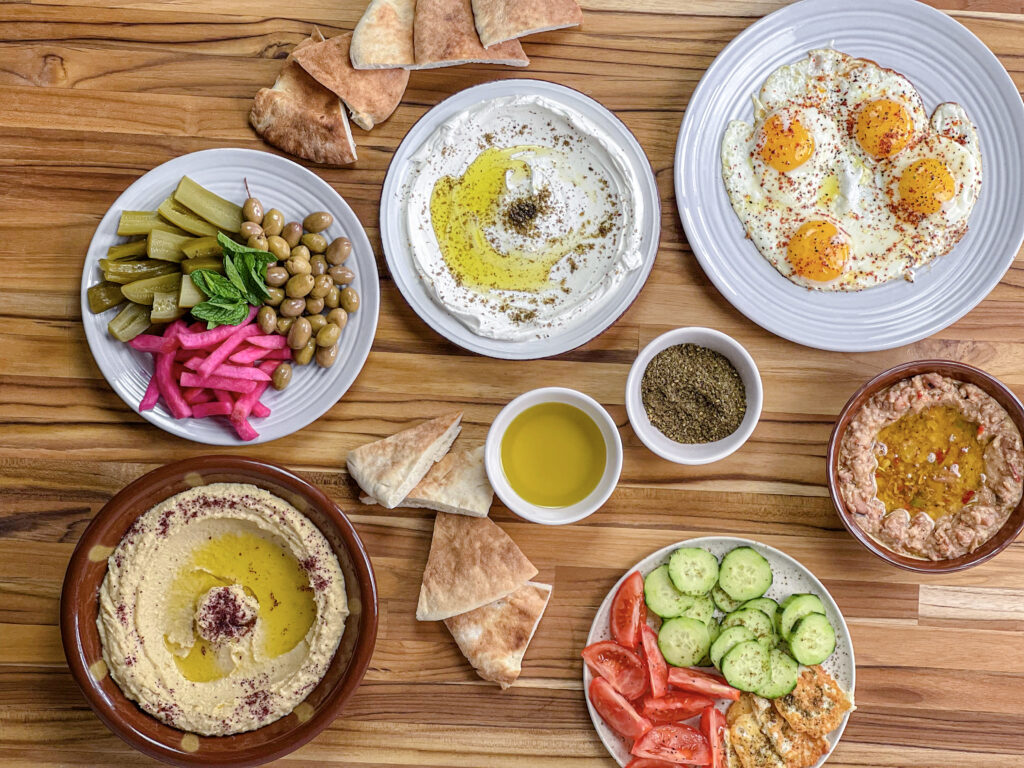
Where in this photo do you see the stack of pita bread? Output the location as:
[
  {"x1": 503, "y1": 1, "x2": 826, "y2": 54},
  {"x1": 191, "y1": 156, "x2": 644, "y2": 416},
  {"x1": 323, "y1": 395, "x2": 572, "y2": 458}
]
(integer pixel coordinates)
[
  {"x1": 250, "y1": 0, "x2": 583, "y2": 165},
  {"x1": 345, "y1": 412, "x2": 552, "y2": 687}
]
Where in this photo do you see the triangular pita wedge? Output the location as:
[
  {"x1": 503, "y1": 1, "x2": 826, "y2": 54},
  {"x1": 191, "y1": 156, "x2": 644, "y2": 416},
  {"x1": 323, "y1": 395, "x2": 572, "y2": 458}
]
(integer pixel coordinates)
[
  {"x1": 347, "y1": 412, "x2": 462, "y2": 509},
  {"x1": 351, "y1": 0, "x2": 416, "y2": 69},
  {"x1": 471, "y1": 0, "x2": 582, "y2": 48},
  {"x1": 359, "y1": 446, "x2": 493, "y2": 517},
  {"x1": 411, "y1": 0, "x2": 529, "y2": 69},
  {"x1": 417, "y1": 512, "x2": 537, "y2": 621},
  {"x1": 250, "y1": 32, "x2": 357, "y2": 166},
  {"x1": 444, "y1": 581, "x2": 552, "y2": 688},
  {"x1": 291, "y1": 31, "x2": 410, "y2": 131}
]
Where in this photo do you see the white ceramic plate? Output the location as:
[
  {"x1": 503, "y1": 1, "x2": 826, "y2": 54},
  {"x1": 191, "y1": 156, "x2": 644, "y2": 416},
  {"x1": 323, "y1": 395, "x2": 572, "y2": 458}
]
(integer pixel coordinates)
[
  {"x1": 81, "y1": 148, "x2": 379, "y2": 445},
  {"x1": 584, "y1": 536, "x2": 856, "y2": 767},
  {"x1": 675, "y1": 0, "x2": 1024, "y2": 352},
  {"x1": 380, "y1": 79, "x2": 660, "y2": 360}
]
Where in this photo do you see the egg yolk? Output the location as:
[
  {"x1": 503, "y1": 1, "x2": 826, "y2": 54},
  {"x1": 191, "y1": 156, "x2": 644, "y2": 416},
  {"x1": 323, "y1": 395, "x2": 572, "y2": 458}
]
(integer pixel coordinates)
[
  {"x1": 787, "y1": 220, "x2": 849, "y2": 282},
  {"x1": 759, "y1": 114, "x2": 815, "y2": 172},
  {"x1": 855, "y1": 99, "x2": 914, "y2": 159},
  {"x1": 898, "y1": 158, "x2": 955, "y2": 215}
]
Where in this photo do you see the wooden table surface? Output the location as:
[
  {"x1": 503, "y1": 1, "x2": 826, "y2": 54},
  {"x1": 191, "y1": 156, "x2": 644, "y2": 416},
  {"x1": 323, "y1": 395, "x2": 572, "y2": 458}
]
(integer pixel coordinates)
[{"x1": 3, "y1": 0, "x2": 1024, "y2": 766}]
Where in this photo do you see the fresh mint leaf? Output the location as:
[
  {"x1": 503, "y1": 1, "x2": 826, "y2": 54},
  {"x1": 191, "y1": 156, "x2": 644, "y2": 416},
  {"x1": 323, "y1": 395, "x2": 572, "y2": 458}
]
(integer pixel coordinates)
[
  {"x1": 191, "y1": 269, "x2": 242, "y2": 301},
  {"x1": 223, "y1": 255, "x2": 249, "y2": 299},
  {"x1": 217, "y1": 231, "x2": 275, "y2": 261},
  {"x1": 191, "y1": 296, "x2": 248, "y2": 329},
  {"x1": 238, "y1": 252, "x2": 270, "y2": 302}
]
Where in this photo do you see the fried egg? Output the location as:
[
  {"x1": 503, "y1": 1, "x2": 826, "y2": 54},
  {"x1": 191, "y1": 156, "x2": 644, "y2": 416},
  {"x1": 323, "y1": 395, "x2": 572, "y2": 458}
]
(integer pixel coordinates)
[{"x1": 721, "y1": 49, "x2": 982, "y2": 291}]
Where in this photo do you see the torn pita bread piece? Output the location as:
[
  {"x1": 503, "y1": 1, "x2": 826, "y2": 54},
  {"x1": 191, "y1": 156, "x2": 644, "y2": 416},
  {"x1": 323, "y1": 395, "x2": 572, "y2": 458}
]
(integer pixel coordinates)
[
  {"x1": 351, "y1": 0, "x2": 416, "y2": 69},
  {"x1": 360, "y1": 445, "x2": 494, "y2": 517},
  {"x1": 445, "y1": 581, "x2": 552, "y2": 688},
  {"x1": 471, "y1": 0, "x2": 582, "y2": 48},
  {"x1": 291, "y1": 31, "x2": 410, "y2": 131},
  {"x1": 347, "y1": 412, "x2": 462, "y2": 509},
  {"x1": 249, "y1": 55, "x2": 357, "y2": 166},
  {"x1": 417, "y1": 512, "x2": 538, "y2": 621},
  {"x1": 411, "y1": 0, "x2": 529, "y2": 69}
]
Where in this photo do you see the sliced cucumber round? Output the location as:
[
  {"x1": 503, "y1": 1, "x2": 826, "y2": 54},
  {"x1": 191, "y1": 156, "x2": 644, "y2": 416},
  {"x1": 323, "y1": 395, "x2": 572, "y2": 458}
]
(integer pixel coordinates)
[
  {"x1": 644, "y1": 564, "x2": 694, "y2": 618},
  {"x1": 710, "y1": 625, "x2": 756, "y2": 669},
  {"x1": 788, "y1": 612, "x2": 836, "y2": 665},
  {"x1": 682, "y1": 594, "x2": 715, "y2": 625},
  {"x1": 720, "y1": 639, "x2": 770, "y2": 692},
  {"x1": 721, "y1": 607, "x2": 775, "y2": 648},
  {"x1": 712, "y1": 583, "x2": 742, "y2": 613},
  {"x1": 668, "y1": 548, "x2": 720, "y2": 597},
  {"x1": 741, "y1": 597, "x2": 780, "y2": 634},
  {"x1": 718, "y1": 547, "x2": 773, "y2": 602},
  {"x1": 707, "y1": 618, "x2": 722, "y2": 646},
  {"x1": 756, "y1": 649, "x2": 800, "y2": 699},
  {"x1": 779, "y1": 593, "x2": 825, "y2": 640},
  {"x1": 658, "y1": 617, "x2": 711, "y2": 667}
]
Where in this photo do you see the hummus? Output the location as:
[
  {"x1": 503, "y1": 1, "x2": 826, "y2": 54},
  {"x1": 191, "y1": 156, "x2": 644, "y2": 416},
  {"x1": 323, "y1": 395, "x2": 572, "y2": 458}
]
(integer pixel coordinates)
[
  {"x1": 97, "y1": 483, "x2": 347, "y2": 735},
  {"x1": 837, "y1": 373, "x2": 1024, "y2": 560},
  {"x1": 401, "y1": 94, "x2": 645, "y2": 341}
]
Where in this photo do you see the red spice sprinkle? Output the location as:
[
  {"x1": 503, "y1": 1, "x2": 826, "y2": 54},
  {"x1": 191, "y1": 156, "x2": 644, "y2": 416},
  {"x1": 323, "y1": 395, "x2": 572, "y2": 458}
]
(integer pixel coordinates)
[
  {"x1": 961, "y1": 490, "x2": 976, "y2": 505},
  {"x1": 196, "y1": 587, "x2": 257, "y2": 643}
]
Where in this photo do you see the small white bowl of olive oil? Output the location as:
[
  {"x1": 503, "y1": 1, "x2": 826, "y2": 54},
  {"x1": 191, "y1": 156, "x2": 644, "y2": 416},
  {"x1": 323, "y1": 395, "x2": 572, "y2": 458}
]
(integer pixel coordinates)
[{"x1": 485, "y1": 387, "x2": 623, "y2": 525}]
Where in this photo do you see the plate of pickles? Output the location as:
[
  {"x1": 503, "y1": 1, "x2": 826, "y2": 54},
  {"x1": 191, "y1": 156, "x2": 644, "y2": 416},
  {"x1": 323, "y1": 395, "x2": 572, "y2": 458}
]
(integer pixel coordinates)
[{"x1": 81, "y1": 148, "x2": 379, "y2": 444}]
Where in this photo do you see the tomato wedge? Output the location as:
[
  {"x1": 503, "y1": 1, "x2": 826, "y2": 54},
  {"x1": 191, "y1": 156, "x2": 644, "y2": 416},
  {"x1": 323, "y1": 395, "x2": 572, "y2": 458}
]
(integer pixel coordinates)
[
  {"x1": 640, "y1": 624, "x2": 668, "y2": 699},
  {"x1": 611, "y1": 571, "x2": 646, "y2": 649},
  {"x1": 700, "y1": 706, "x2": 727, "y2": 768},
  {"x1": 582, "y1": 641, "x2": 647, "y2": 700},
  {"x1": 589, "y1": 676, "x2": 653, "y2": 741},
  {"x1": 639, "y1": 691, "x2": 716, "y2": 725},
  {"x1": 632, "y1": 723, "x2": 711, "y2": 765},
  {"x1": 667, "y1": 667, "x2": 741, "y2": 701},
  {"x1": 626, "y1": 759, "x2": 679, "y2": 768}
]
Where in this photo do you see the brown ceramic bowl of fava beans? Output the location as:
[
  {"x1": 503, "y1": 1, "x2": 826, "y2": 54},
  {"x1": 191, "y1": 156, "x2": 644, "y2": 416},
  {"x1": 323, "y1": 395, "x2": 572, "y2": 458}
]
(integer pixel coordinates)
[
  {"x1": 60, "y1": 456, "x2": 378, "y2": 767},
  {"x1": 827, "y1": 360, "x2": 1024, "y2": 574}
]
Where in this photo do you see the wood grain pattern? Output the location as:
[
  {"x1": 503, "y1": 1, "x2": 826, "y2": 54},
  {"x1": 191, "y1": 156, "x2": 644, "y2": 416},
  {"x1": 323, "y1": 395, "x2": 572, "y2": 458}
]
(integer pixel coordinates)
[{"x1": 1, "y1": 0, "x2": 1023, "y2": 766}]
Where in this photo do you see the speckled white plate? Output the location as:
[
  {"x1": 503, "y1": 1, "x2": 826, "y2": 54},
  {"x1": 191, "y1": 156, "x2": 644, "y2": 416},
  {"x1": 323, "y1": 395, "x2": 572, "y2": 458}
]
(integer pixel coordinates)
[
  {"x1": 380, "y1": 79, "x2": 660, "y2": 360},
  {"x1": 675, "y1": 0, "x2": 1024, "y2": 352},
  {"x1": 80, "y1": 148, "x2": 379, "y2": 445},
  {"x1": 584, "y1": 536, "x2": 855, "y2": 767}
]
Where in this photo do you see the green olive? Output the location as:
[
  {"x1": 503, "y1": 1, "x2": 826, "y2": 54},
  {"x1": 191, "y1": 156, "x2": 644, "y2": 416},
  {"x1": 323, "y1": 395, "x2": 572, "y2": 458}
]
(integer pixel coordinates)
[
  {"x1": 325, "y1": 237, "x2": 351, "y2": 266},
  {"x1": 324, "y1": 285, "x2": 340, "y2": 309},
  {"x1": 340, "y1": 287, "x2": 359, "y2": 313},
  {"x1": 279, "y1": 297, "x2": 306, "y2": 317},
  {"x1": 265, "y1": 266, "x2": 289, "y2": 287},
  {"x1": 271, "y1": 362, "x2": 292, "y2": 391},
  {"x1": 326, "y1": 308, "x2": 348, "y2": 330},
  {"x1": 303, "y1": 211, "x2": 334, "y2": 233},
  {"x1": 290, "y1": 245, "x2": 311, "y2": 261},
  {"x1": 267, "y1": 235, "x2": 291, "y2": 261},
  {"x1": 242, "y1": 197, "x2": 264, "y2": 224},
  {"x1": 262, "y1": 208, "x2": 284, "y2": 236},
  {"x1": 247, "y1": 234, "x2": 269, "y2": 251},
  {"x1": 316, "y1": 322, "x2": 341, "y2": 348},
  {"x1": 305, "y1": 296, "x2": 325, "y2": 314},
  {"x1": 301, "y1": 232, "x2": 328, "y2": 253},
  {"x1": 287, "y1": 316, "x2": 312, "y2": 349},
  {"x1": 257, "y1": 306, "x2": 277, "y2": 335},
  {"x1": 240, "y1": 221, "x2": 264, "y2": 240},
  {"x1": 265, "y1": 286, "x2": 285, "y2": 307},
  {"x1": 308, "y1": 314, "x2": 328, "y2": 333},
  {"x1": 294, "y1": 338, "x2": 317, "y2": 365},
  {"x1": 310, "y1": 255, "x2": 328, "y2": 276},
  {"x1": 310, "y1": 274, "x2": 333, "y2": 299},
  {"x1": 285, "y1": 257, "x2": 311, "y2": 276},
  {"x1": 315, "y1": 342, "x2": 338, "y2": 368},
  {"x1": 281, "y1": 221, "x2": 303, "y2": 248},
  {"x1": 276, "y1": 316, "x2": 295, "y2": 334},
  {"x1": 328, "y1": 265, "x2": 354, "y2": 286},
  {"x1": 285, "y1": 273, "x2": 314, "y2": 298}
]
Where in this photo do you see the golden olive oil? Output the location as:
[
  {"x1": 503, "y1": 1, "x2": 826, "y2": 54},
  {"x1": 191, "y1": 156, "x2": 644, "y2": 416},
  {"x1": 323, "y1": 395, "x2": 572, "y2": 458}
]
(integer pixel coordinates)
[
  {"x1": 500, "y1": 402, "x2": 606, "y2": 507},
  {"x1": 165, "y1": 531, "x2": 316, "y2": 682}
]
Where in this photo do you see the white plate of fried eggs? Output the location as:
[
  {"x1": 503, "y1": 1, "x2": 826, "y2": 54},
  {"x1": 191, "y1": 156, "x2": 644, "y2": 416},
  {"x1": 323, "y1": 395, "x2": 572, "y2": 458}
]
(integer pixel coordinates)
[{"x1": 676, "y1": 0, "x2": 1024, "y2": 350}]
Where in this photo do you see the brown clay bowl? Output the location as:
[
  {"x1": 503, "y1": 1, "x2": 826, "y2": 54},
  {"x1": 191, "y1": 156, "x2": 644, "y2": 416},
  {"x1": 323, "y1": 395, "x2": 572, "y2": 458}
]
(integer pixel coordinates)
[
  {"x1": 60, "y1": 456, "x2": 378, "y2": 767},
  {"x1": 827, "y1": 360, "x2": 1024, "y2": 573}
]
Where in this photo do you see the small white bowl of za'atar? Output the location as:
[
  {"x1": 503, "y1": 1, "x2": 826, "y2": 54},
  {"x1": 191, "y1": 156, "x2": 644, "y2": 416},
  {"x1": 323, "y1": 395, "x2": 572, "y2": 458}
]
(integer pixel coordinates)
[{"x1": 626, "y1": 328, "x2": 763, "y2": 465}]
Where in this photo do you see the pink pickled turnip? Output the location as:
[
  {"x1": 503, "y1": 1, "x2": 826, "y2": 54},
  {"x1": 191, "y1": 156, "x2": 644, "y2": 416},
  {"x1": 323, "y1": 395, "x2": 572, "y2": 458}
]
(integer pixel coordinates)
[
  {"x1": 177, "y1": 307, "x2": 257, "y2": 349},
  {"x1": 192, "y1": 401, "x2": 234, "y2": 418},
  {"x1": 179, "y1": 372, "x2": 257, "y2": 394},
  {"x1": 196, "y1": 324, "x2": 262, "y2": 377}
]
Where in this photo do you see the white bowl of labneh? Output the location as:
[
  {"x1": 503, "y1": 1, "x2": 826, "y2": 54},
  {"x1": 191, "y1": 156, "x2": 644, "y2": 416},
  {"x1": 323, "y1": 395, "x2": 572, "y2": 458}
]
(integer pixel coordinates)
[{"x1": 625, "y1": 328, "x2": 763, "y2": 465}]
